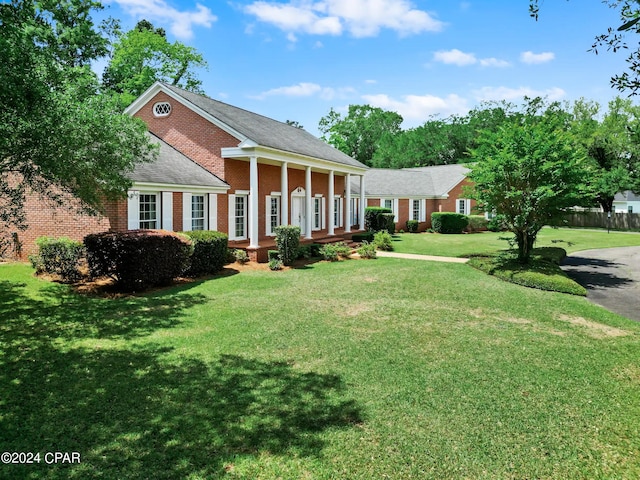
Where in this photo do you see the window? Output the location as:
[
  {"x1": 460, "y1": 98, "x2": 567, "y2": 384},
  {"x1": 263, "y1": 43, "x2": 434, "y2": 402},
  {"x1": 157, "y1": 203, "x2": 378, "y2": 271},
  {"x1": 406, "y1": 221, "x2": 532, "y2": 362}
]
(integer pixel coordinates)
[
  {"x1": 629, "y1": 206, "x2": 634, "y2": 214},
  {"x1": 350, "y1": 198, "x2": 359, "y2": 226},
  {"x1": 457, "y1": 199, "x2": 470, "y2": 215},
  {"x1": 191, "y1": 195, "x2": 205, "y2": 230},
  {"x1": 234, "y1": 195, "x2": 247, "y2": 239},
  {"x1": 380, "y1": 198, "x2": 398, "y2": 222},
  {"x1": 410, "y1": 199, "x2": 426, "y2": 222},
  {"x1": 139, "y1": 194, "x2": 158, "y2": 229},
  {"x1": 313, "y1": 197, "x2": 322, "y2": 230},
  {"x1": 412, "y1": 199, "x2": 421, "y2": 222},
  {"x1": 153, "y1": 102, "x2": 171, "y2": 117},
  {"x1": 266, "y1": 195, "x2": 281, "y2": 236},
  {"x1": 334, "y1": 197, "x2": 342, "y2": 228},
  {"x1": 383, "y1": 199, "x2": 393, "y2": 210}
]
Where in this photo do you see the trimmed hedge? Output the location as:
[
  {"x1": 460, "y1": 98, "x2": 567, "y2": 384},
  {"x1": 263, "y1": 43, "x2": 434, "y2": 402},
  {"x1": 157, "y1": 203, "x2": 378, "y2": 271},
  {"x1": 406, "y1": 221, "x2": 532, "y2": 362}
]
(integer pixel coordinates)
[
  {"x1": 381, "y1": 213, "x2": 396, "y2": 234},
  {"x1": 365, "y1": 207, "x2": 393, "y2": 232},
  {"x1": 84, "y1": 230, "x2": 193, "y2": 292},
  {"x1": 29, "y1": 236, "x2": 84, "y2": 283},
  {"x1": 275, "y1": 225, "x2": 301, "y2": 265},
  {"x1": 181, "y1": 230, "x2": 228, "y2": 276},
  {"x1": 466, "y1": 215, "x2": 488, "y2": 232},
  {"x1": 406, "y1": 220, "x2": 419, "y2": 233},
  {"x1": 352, "y1": 232, "x2": 374, "y2": 243},
  {"x1": 431, "y1": 212, "x2": 469, "y2": 234}
]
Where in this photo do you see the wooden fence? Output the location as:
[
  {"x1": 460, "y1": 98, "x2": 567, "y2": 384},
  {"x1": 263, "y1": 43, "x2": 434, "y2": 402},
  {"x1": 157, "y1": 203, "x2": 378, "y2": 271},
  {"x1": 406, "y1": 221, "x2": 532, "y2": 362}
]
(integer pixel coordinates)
[{"x1": 563, "y1": 212, "x2": 640, "y2": 230}]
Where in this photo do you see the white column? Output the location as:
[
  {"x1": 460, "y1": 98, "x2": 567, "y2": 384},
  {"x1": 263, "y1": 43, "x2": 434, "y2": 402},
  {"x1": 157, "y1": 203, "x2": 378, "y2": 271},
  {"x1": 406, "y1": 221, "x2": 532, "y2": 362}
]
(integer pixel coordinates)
[
  {"x1": 281, "y1": 161, "x2": 289, "y2": 226},
  {"x1": 305, "y1": 166, "x2": 313, "y2": 239},
  {"x1": 359, "y1": 174, "x2": 366, "y2": 231},
  {"x1": 249, "y1": 155, "x2": 259, "y2": 248},
  {"x1": 345, "y1": 173, "x2": 352, "y2": 233},
  {"x1": 328, "y1": 170, "x2": 335, "y2": 236}
]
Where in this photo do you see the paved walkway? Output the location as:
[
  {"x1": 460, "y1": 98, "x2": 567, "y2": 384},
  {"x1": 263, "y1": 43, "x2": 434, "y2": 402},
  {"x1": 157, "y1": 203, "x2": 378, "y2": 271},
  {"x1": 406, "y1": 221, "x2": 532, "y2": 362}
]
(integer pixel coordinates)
[
  {"x1": 375, "y1": 251, "x2": 469, "y2": 263},
  {"x1": 560, "y1": 246, "x2": 640, "y2": 322}
]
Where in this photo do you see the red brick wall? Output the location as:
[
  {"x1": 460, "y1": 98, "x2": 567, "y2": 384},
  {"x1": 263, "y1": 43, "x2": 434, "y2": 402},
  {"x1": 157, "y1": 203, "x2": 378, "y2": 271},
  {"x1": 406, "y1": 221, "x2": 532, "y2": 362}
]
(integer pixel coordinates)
[
  {"x1": 134, "y1": 91, "x2": 239, "y2": 180},
  {"x1": 435, "y1": 179, "x2": 476, "y2": 216}
]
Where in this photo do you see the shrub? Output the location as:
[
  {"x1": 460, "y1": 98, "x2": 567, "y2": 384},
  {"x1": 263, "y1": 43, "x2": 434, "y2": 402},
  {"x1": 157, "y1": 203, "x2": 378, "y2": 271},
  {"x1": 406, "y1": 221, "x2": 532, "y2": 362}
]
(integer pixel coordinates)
[
  {"x1": 487, "y1": 215, "x2": 508, "y2": 232},
  {"x1": 356, "y1": 241, "x2": 377, "y2": 259},
  {"x1": 268, "y1": 258, "x2": 283, "y2": 271},
  {"x1": 365, "y1": 207, "x2": 393, "y2": 232},
  {"x1": 275, "y1": 225, "x2": 301, "y2": 265},
  {"x1": 319, "y1": 242, "x2": 352, "y2": 261},
  {"x1": 406, "y1": 220, "x2": 419, "y2": 233},
  {"x1": 466, "y1": 215, "x2": 488, "y2": 232},
  {"x1": 181, "y1": 230, "x2": 228, "y2": 276},
  {"x1": 381, "y1": 213, "x2": 396, "y2": 234},
  {"x1": 29, "y1": 236, "x2": 84, "y2": 282},
  {"x1": 233, "y1": 249, "x2": 249, "y2": 264},
  {"x1": 352, "y1": 232, "x2": 374, "y2": 243},
  {"x1": 373, "y1": 231, "x2": 394, "y2": 251},
  {"x1": 431, "y1": 212, "x2": 469, "y2": 234},
  {"x1": 84, "y1": 230, "x2": 193, "y2": 291},
  {"x1": 268, "y1": 249, "x2": 281, "y2": 261}
]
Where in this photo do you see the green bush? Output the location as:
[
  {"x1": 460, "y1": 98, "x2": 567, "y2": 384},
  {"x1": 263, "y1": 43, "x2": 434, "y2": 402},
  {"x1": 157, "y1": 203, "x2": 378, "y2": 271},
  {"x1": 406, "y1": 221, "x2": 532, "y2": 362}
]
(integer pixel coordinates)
[
  {"x1": 365, "y1": 207, "x2": 393, "y2": 232},
  {"x1": 373, "y1": 231, "x2": 394, "y2": 251},
  {"x1": 406, "y1": 220, "x2": 419, "y2": 233},
  {"x1": 233, "y1": 249, "x2": 249, "y2": 264},
  {"x1": 268, "y1": 258, "x2": 283, "y2": 271},
  {"x1": 467, "y1": 215, "x2": 488, "y2": 232},
  {"x1": 29, "y1": 236, "x2": 84, "y2": 283},
  {"x1": 381, "y1": 213, "x2": 396, "y2": 234},
  {"x1": 352, "y1": 232, "x2": 374, "y2": 243},
  {"x1": 356, "y1": 241, "x2": 377, "y2": 259},
  {"x1": 268, "y1": 249, "x2": 281, "y2": 261},
  {"x1": 84, "y1": 230, "x2": 193, "y2": 292},
  {"x1": 275, "y1": 225, "x2": 301, "y2": 265},
  {"x1": 181, "y1": 230, "x2": 228, "y2": 276},
  {"x1": 319, "y1": 243, "x2": 352, "y2": 261},
  {"x1": 487, "y1": 215, "x2": 508, "y2": 232},
  {"x1": 431, "y1": 212, "x2": 469, "y2": 234}
]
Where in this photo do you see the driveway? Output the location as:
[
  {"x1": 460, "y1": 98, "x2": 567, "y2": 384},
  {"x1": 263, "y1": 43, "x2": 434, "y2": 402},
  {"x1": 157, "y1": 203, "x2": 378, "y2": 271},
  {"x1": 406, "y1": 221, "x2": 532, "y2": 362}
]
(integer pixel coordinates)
[{"x1": 561, "y1": 246, "x2": 640, "y2": 322}]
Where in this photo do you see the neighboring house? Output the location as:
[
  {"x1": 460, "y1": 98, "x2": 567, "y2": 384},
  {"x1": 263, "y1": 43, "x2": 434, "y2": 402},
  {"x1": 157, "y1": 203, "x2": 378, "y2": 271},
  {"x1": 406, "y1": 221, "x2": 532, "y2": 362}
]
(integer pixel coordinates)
[
  {"x1": 10, "y1": 82, "x2": 370, "y2": 261},
  {"x1": 613, "y1": 191, "x2": 640, "y2": 213},
  {"x1": 351, "y1": 164, "x2": 476, "y2": 232}
]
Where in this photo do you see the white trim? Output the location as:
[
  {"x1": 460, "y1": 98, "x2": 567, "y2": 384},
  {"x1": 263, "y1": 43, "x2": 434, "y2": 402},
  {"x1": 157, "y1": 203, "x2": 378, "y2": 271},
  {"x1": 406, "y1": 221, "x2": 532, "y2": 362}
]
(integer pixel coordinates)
[
  {"x1": 208, "y1": 194, "x2": 217, "y2": 231},
  {"x1": 265, "y1": 194, "x2": 281, "y2": 236},
  {"x1": 229, "y1": 194, "x2": 248, "y2": 241},
  {"x1": 153, "y1": 101, "x2": 171, "y2": 117},
  {"x1": 182, "y1": 193, "x2": 192, "y2": 231},
  {"x1": 128, "y1": 190, "x2": 140, "y2": 230},
  {"x1": 456, "y1": 198, "x2": 471, "y2": 215},
  {"x1": 162, "y1": 192, "x2": 173, "y2": 231},
  {"x1": 131, "y1": 181, "x2": 228, "y2": 194}
]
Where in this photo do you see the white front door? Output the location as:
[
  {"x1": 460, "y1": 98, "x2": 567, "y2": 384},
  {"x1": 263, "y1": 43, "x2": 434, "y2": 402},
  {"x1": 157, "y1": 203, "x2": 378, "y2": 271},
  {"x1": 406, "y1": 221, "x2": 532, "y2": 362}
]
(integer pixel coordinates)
[{"x1": 291, "y1": 192, "x2": 306, "y2": 235}]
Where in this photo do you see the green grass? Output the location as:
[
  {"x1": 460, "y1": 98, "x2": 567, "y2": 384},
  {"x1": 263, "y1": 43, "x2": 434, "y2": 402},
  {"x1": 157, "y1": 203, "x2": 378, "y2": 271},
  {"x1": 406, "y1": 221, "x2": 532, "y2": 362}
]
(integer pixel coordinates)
[
  {"x1": 394, "y1": 227, "x2": 640, "y2": 257},
  {"x1": 2, "y1": 261, "x2": 640, "y2": 479}
]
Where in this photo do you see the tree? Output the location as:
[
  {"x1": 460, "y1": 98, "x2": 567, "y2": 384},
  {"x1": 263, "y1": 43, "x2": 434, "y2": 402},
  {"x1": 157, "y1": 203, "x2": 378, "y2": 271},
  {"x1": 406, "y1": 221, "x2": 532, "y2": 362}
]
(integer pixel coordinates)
[
  {"x1": 467, "y1": 99, "x2": 593, "y2": 263},
  {"x1": 571, "y1": 97, "x2": 640, "y2": 213},
  {"x1": 318, "y1": 105, "x2": 403, "y2": 166},
  {"x1": 0, "y1": 0, "x2": 156, "y2": 230},
  {"x1": 103, "y1": 20, "x2": 207, "y2": 107},
  {"x1": 530, "y1": 0, "x2": 640, "y2": 94}
]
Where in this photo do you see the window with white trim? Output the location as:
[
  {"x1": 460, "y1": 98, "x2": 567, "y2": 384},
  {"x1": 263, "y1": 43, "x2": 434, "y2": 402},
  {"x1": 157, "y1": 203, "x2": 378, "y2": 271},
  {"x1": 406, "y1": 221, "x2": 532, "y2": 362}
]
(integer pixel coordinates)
[
  {"x1": 234, "y1": 195, "x2": 247, "y2": 239},
  {"x1": 410, "y1": 199, "x2": 426, "y2": 222},
  {"x1": 350, "y1": 198, "x2": 359, "y2": 226},
  {"x1": 629, "y1": 206, "x2": 634, "y2": 214},
  {"x1": 457, "y1": 199, "x2": 470, "y2": 215},
  {"x1": 191, "y1": 194, "x2": 206, "y2": 230},
  {"x1": 411, "y1": 199, "x2": 420, "y2": 222},
  {"x1": 334, "y1": 196, "x2": 343, "y2": 228},
  {"x1": 139, "y1": 194, "x2": 158, "y2": 229},
  {"x1": 153, "y1": 102, "x2": 171, "y2": 117},
  {"x1": 313, "y1": 197, "x2": 322, "y2": 230},
  {"x1": 383, "y1": 199, "x2": 393, "y2": 210},
  {"x1": 266, "y1": 195, "x2": 281, "y2": 236}
]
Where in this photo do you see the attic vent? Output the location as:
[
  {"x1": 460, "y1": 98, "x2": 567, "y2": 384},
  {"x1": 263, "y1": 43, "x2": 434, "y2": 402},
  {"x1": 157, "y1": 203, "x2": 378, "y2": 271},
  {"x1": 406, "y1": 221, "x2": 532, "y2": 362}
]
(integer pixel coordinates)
[{"x1": 153, "y1": 102, "x2": 171, "y2": 117}]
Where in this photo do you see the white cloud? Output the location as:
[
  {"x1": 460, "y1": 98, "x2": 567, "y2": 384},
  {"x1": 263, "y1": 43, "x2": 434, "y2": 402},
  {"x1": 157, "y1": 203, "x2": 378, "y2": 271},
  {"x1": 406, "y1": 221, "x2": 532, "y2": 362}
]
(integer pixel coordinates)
[
  {"x1": 433, "y1": 49, "x2": 510, "y2": 67},
  {"x1": 362, "y1": 93, "x2": 469, "y2": 122},
  {"x1": 433, "y1": 49, "x2": 477, "y2": 66},
  {"x1": 244, "y1": 0, "x2": 444, "y2": 39},
  {"x1": 473, "y1": 86, "x2": 566, "y2": 102},
  {"x1": 479, "y1": 57, "x2": 510, "y2": 68},
  {"x1": 111, "y1": 0, "x2": 216, "y2": 40},
  {"x1": 251, "y1": 82, "x2": 356, "y2": 100},
  {"x1": 520, "y1": 51, "x2": 555, "y2": 64}
]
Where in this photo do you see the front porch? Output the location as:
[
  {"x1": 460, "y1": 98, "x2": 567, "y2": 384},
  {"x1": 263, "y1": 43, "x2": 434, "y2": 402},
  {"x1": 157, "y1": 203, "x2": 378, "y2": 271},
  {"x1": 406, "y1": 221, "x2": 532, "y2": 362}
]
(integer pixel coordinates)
[{"x1": 229, "y1": 228, "x2": 364, "y2": 262}]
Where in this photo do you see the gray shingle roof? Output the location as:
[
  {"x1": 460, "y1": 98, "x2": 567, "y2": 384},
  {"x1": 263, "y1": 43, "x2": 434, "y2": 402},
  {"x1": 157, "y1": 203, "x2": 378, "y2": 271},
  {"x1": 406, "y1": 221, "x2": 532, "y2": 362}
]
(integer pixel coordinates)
[
  {"x1": 614, "y1": 191, "x2": 640, "y2": 202},
  {"x1": 161, "y1": 83, "x2": 367, "y2": 170},
  {"x1": 351, "y1": 164, "x2": 469, "y2": 197},
  {"x1": 130, "y1": 133, "x2": 229, "y2": 189}
]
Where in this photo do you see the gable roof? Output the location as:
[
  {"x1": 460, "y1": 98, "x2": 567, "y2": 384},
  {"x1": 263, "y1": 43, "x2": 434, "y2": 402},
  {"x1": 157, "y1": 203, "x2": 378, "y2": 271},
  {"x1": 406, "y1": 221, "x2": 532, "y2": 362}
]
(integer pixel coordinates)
[
  {"x1": 129, "y1": 133, "x2": 229, "y2": 189},
  {"x1": 149, "y1": 83, "x2": 367, "y2": 170},
  {"x1": 614, "y1": 191, "x2": 640, "y2": 202},
  {"x1": 351, "y1": 164, "x2": 469, "y2": 198}
]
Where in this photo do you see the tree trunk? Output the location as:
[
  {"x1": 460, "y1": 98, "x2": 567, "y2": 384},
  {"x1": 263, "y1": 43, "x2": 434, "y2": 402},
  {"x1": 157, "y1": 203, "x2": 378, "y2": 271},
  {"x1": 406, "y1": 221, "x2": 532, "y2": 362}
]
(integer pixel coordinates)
[
  {"x1": 598, "y1": 196, "x2": 614, "y2": 213},
  {"x1": 515, "y1": 230, "x2": 537, "y2": 264}
]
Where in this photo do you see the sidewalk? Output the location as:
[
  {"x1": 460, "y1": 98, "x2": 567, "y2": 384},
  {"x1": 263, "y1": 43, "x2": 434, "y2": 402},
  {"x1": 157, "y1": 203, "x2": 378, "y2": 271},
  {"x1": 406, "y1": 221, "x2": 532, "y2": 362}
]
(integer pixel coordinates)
[{"x1": 375, "y1": 251, "x2": 469, "y2": 263}]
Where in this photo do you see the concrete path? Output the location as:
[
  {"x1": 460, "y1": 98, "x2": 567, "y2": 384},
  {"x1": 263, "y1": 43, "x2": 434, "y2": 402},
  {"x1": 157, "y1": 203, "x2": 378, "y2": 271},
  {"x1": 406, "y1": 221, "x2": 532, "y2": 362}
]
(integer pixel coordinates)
[
  {"x1": 560, "y1": 246, "x2": 640, "y2": 322},
  {"x1": 375, "y1": 251, "x2": 469, "y2": 263}
]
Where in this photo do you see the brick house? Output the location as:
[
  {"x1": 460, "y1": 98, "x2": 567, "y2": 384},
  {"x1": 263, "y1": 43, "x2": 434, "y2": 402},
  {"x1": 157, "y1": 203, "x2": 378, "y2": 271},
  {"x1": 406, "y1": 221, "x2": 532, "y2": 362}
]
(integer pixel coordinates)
[{"x1": 351, "y1": 164, "x2": 476, "y2": 232}]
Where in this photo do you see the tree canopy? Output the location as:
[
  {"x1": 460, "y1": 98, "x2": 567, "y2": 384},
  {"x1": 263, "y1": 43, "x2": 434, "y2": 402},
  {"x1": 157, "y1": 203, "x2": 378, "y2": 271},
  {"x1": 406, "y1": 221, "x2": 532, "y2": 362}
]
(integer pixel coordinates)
[
  {"x1": 0, "y1": 0, "x2": 156, "y2": 231},
  {"x1": 467, "y1": 98, "x2": 593, "y2": 263}
]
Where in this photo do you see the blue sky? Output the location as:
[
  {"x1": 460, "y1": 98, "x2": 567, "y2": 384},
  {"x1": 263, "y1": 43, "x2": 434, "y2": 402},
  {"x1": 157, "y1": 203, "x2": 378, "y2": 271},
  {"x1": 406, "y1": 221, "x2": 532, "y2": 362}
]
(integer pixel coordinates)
[{"x1": 99, "y1": 0, "x2": 632, "y2": 135}]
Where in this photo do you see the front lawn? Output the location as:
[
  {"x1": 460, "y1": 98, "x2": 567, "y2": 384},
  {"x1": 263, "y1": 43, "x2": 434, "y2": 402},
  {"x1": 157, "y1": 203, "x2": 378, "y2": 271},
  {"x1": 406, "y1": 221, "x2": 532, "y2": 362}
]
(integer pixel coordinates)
[
  {"x1": 2, "y1": 260, "x2": 640, "y2": 479},
  {"x1": 393, "y1": 227, "x2": 640, "y2": 257}
]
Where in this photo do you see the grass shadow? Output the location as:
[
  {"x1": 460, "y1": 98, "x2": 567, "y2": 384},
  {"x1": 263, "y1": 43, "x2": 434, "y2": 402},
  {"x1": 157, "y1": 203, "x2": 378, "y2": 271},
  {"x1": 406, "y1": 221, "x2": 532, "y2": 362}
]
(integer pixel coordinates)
[{"x1": 561, "y1": 257, "x2": 634, "y2": 290}]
